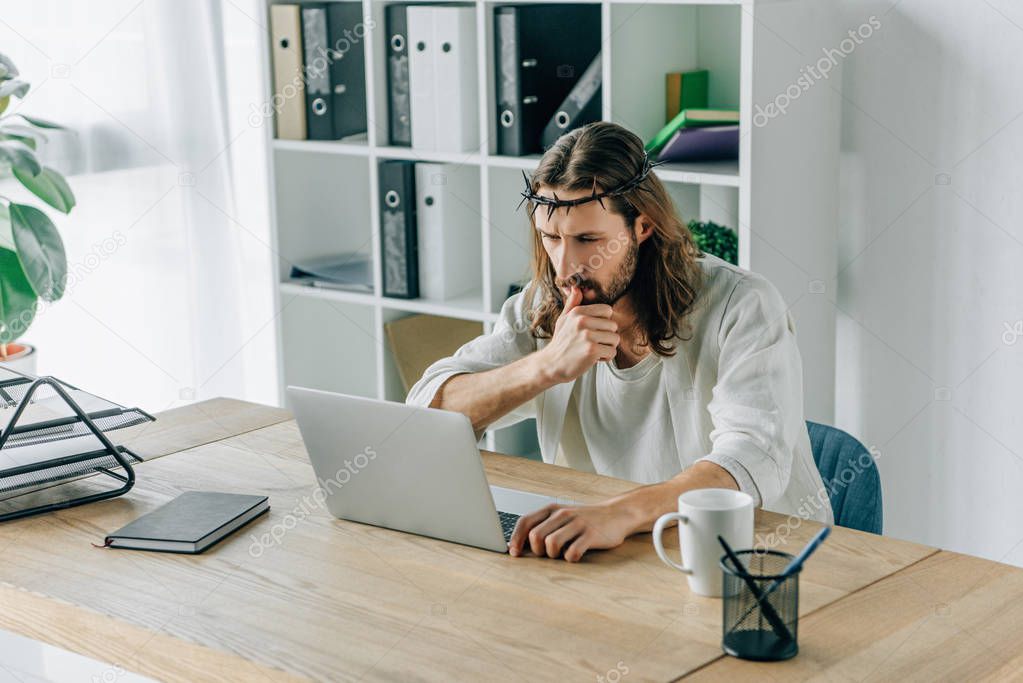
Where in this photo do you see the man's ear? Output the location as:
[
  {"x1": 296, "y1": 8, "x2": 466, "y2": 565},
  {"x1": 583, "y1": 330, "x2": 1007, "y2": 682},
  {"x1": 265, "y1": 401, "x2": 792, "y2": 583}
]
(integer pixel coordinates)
[{"x1": 634, "y1": 215, "x2": 654, "y2": 244}]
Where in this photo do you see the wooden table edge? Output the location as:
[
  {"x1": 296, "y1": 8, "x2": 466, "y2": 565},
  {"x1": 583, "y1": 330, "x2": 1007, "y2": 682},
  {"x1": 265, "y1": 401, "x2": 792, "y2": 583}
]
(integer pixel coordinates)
[{"x1": 0, "y1": 580, "x2": 304, "y2": 682}]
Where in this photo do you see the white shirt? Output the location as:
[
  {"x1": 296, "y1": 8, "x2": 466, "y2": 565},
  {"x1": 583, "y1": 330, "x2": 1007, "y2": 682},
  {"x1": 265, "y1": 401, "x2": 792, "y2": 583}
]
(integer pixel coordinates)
[
  {"x1": 406, "y1": 254, "x2": 834, "y2": 524},
  {"x1": 557, "y1": 352, "x2": 681, "y2": 484}
]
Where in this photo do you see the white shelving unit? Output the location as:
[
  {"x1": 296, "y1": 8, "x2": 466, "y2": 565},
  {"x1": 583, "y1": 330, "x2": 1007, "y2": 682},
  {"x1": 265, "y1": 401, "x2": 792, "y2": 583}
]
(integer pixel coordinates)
[{"x1": 260, "y1": 0, "x2": 840, "y2": 454}]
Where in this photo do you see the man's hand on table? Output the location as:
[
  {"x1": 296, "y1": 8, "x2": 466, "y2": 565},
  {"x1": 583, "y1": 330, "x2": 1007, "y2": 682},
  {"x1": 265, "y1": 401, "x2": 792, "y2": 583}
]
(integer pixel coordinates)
[
  {"x1": 507, "y1": 501, "x2": 638, "y2": 562},
  {"x1": 505, "y1": 463, "x2": 740, "y2": 562}
]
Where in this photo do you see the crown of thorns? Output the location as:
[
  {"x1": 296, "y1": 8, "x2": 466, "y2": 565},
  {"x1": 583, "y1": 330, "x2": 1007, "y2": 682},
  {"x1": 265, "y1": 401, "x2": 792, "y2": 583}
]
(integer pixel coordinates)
[{"x1": 516, "y1": 151, "x2": 666, "y2": 221}]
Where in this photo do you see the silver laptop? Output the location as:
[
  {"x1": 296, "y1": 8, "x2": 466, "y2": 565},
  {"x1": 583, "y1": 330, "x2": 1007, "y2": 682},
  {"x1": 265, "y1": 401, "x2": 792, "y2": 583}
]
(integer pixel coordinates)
[{"x1": 287, "y1": 386, "x2": 563, "y2": 553}]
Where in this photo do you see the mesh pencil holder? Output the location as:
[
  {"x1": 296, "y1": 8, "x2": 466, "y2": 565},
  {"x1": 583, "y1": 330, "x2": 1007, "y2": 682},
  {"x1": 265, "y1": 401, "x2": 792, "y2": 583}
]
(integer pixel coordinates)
[{"x1": 719, "y1": 549, "x2": 800, "y2": 661}]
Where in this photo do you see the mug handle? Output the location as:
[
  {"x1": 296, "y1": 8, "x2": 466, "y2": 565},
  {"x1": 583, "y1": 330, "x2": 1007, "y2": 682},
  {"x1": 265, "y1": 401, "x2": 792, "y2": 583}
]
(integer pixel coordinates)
[{"x1": 652, "y1": 512, "x2": 693, "y2": 574}]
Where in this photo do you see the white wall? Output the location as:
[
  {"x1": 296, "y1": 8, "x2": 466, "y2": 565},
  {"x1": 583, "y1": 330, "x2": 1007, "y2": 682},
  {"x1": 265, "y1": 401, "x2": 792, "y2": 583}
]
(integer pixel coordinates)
[{"x1": 828, "y1": 0, "x2": 1023, "y2": 564}]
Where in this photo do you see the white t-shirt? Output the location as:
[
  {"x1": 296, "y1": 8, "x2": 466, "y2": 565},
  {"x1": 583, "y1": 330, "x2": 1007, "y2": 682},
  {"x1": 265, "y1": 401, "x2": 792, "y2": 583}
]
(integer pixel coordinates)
[{"x1": 556, "y1": 352, "x2": 682, "y2": 484}]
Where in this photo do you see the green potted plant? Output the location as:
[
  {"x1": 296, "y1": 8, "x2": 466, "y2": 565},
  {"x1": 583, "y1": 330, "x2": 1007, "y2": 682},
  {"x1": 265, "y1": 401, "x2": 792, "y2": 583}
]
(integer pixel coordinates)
[
  {"x1": 0, "y1": 53, "x2": 75, "y2": 374},
  {"x1": 688, "y1": 219, "x2": 738, "y2": 266}
]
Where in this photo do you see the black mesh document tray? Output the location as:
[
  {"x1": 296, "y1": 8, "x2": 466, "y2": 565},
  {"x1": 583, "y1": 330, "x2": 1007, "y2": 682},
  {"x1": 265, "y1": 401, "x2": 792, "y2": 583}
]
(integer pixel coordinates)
[{"x1": 0, "y1": 366, "x2": 154, "y2": 521}]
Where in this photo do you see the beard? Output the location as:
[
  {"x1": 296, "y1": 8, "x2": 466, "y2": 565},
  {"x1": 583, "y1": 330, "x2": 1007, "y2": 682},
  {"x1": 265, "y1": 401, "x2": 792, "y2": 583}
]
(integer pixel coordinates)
[{"x1": 556, "y1": 238, "x2": 639, "y2": 307}]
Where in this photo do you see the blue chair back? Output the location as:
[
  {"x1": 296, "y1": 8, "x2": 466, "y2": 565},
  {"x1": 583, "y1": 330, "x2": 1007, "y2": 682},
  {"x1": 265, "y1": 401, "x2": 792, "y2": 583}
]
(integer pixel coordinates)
[{"x1": 806, "y1": 421, "x2": 883, "y2": 534}]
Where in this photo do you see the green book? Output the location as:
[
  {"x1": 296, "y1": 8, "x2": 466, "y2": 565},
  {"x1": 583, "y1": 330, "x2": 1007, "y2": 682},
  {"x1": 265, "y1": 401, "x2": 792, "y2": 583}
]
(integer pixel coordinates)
[
  {"x1": 645, "y1": 108, "x2": 740, "y2": 155},
  {"x1": 666, "y1": 69, "x2": 709, "y2": 122}
]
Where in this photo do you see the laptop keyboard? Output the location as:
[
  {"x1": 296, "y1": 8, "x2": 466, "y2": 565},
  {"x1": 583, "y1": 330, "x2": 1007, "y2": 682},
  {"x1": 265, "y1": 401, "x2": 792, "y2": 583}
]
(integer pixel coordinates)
[{"x1": 497, "y1": 510, "x2": 521, "y2": 542}]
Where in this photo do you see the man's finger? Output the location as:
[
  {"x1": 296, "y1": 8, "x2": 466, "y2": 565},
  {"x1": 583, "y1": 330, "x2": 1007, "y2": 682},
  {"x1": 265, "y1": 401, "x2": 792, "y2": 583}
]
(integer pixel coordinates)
[
  {"x1": 528, "y1": 509, "x2": 574, "y2": 556},
  {"x1": 508, "y1": 503, "x2": 559, "y2": 556},
  {"x1": 544, "y1": 520, "x2": 585, "y2": 559},
  {"x1": 559, "y1": 286, "x2": 583, "y2": 319},
  {"x1": 585, "y1": 331, "x2": 620, "y2": 347},
  {"x1": 563, "y1": 532, "x2": 593, "y2": 563},
  {"x1": 575, "y1": 303, "x2": 614, "y2": 319},
  {"x1": 577, "y1": 316, "x2": 618, "y2": 332}
]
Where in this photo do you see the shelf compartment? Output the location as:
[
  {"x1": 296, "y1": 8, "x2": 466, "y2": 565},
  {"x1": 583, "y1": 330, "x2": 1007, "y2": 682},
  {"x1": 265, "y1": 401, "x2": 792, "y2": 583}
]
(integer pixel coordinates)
[
  {"x1": 480, "y1": 1, "x2": 604, "y2": 157},
  {"x1": 380, "y1": 308, "x2": 486, "y2": 402},
  {"x1": 280, "y1": 293, "x2": 379, "y2": 401},
  {"x1": 273, "y1": 150, "x2": 374, "y2": 283},
  {"x1": 660, "y1": 179, "x2": 740, "y2": 230},
  {"x1": 369, "y1": 1, "x2": 483, "y2": 151},
  {"x1": 609, "y1": 3, "x2": 741, "y2": 159},
  {"x1": 486, "y1": 166, "x2": 535, "y2": 314}
]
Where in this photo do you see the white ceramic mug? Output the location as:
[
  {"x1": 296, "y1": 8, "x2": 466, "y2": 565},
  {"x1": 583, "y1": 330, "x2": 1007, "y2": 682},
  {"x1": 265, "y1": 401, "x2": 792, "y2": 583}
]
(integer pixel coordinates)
[{"x1": 652, "y1": 488, "x2": 755, "y2": 597}]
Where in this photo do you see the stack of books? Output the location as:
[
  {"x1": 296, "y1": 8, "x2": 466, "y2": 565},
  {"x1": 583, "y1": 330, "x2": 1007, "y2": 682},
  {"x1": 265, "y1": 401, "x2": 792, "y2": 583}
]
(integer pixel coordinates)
[{"x1": 646, "y1": 69, "x2": 739, "y2": 164}]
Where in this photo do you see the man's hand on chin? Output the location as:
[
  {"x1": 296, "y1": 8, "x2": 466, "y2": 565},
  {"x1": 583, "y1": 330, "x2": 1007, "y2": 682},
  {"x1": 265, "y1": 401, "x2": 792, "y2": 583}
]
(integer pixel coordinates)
[{"x1": 507, "y1": 501, "x2": 638, "y2": 562}]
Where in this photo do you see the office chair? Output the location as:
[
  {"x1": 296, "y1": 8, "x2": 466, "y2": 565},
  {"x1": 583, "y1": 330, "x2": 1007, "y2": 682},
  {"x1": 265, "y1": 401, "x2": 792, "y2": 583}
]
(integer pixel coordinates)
[{"x1": 806, "y1": 421, "x2": 883, "y2": 534}]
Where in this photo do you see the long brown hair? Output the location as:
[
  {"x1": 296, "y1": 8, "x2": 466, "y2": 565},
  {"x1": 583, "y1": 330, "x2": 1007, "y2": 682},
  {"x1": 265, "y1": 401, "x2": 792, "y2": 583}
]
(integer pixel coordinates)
[{"x1": 523, "y1": 121, "x2": 703, "y2": 356}]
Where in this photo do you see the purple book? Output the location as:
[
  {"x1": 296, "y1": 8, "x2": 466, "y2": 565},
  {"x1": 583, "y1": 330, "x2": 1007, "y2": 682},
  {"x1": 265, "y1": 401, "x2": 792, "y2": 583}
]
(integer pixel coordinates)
[{"x1": 656, "y1": 125, "x2": 739, "y2": 163}]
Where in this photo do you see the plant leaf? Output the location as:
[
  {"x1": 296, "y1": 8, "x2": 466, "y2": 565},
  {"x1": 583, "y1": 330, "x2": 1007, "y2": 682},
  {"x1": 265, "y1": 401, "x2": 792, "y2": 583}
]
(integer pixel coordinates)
[
  {"x1": 0, "y1": 122, "x2": 47, "y2": 142},
  {"x1": 9, "y1": 203, "x2": 66, "y2": 302},
  {"x1": 0, "y1": 247, "x2": 38, "y2": 344},
  {"x1": 16, "y1": 114, "x2": 64, "y2": 130},
  {"x1": 0, "y1": 205, "x2": 12, "y2": 251},
  {"x1": 0, "y1": 54, "x2": 18, "y2": 79},
  {"x1": 0, "y1": 79, "x2": 29, "y2": 99},
  {"x1": 0, "y1": 140, "x2": 41, "y2": 176},
  {"x1": 0, "y1": 133, "x2": 36, "y2": 150},
  {"x1": 12, "y1": 166, "x2": 75, "y2": 213},
  {"x1": 0, "y1": 122, "x2": 46, "y2": 150}
]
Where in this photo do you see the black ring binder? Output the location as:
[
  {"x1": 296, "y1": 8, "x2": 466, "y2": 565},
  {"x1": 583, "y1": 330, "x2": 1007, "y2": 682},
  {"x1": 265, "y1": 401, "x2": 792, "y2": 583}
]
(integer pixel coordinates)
[{"x1": 0, "y1": 368, "x2": 155, "y2": 522}]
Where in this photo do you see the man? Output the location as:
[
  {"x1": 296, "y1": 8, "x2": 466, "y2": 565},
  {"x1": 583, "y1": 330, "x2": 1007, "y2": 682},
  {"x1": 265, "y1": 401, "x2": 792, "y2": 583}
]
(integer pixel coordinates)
[{"x1": 406, "y1": 121, "x2": 833, "y2": 562}]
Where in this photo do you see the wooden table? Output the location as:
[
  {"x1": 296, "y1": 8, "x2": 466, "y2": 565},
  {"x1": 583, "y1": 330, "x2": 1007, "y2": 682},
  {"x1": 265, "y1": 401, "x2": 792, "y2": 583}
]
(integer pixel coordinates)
[{"x1": 0, "y1": 399, "x2": 1020, "y2": 682}]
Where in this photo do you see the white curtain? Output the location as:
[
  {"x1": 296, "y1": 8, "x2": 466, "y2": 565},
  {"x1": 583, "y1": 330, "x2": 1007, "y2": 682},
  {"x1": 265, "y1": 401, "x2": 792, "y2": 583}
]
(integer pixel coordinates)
[
  {"x1": 0, "y1": 0, "x2": 277, "y2": 410},
  {"x1": 146, "y1": 1, "x2": 246, "y2": 400}
]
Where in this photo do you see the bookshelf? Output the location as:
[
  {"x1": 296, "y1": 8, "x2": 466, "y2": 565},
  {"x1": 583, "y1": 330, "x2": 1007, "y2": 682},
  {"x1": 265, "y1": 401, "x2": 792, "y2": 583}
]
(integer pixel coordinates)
[{"x1": 260, "y1": 0, "x2": 840, "y2": 455}]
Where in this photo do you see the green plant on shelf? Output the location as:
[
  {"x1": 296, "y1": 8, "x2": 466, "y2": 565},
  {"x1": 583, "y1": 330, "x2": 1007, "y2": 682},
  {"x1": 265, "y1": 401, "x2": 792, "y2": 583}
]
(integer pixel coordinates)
[
  {"x1": 0, "y1": 53, "x2": 75, "y2": 358},
  {"x1": 688, "y1": 219, "x2": 737, "y2": 266}
]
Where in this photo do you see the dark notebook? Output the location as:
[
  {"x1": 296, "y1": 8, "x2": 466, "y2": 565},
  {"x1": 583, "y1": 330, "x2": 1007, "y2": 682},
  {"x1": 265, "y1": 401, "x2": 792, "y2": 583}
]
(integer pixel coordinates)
[
  {"x1": 656, "y1": 125, "x2": 739, "y2": 163},
  {"x1": 104, "y1": 491, "x2": 269, "y2": 554}
]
